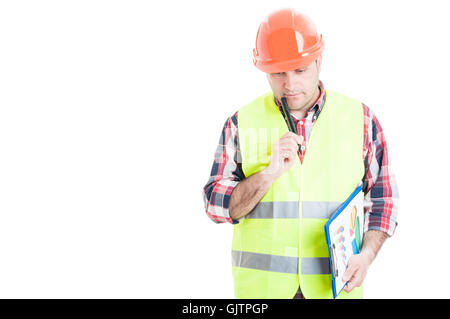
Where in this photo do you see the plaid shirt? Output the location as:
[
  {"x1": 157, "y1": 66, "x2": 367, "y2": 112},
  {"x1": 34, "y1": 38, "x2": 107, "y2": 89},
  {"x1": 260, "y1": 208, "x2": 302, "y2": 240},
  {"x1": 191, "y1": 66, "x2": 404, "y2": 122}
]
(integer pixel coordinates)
[{"x1": 202, "y1": 81, "x2": 399, "y2": 236}]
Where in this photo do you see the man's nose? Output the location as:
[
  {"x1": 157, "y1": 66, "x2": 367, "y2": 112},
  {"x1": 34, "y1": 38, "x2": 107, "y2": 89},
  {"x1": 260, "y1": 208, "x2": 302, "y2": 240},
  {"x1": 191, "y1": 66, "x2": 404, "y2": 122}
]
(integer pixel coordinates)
[{"x1": 284, "y1": 72, "x2": 296, "y2": 91}]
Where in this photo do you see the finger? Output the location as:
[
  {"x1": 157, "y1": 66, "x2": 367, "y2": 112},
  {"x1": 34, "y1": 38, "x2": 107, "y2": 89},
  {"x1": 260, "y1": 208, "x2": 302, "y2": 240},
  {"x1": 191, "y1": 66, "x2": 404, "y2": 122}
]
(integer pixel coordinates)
[
  {"x1": 343, "y1": 277, "x2": 354, "y2": 293},
  {"x1": 283, "y1": 133, "x2": 303, "y2": 146},
  {"x1": 288, "y1": 132, "x2": 303, "y2": 145},
  {"x1": 279, "y1": 147, "x2": 296, "y2": 159},
  {"x1": 282, "y1": 131, "x2": 298, "y2": 139},
  {"x1": 343, "y1": 269, "x2": 357, "y2": 292},
  {"x1": 279, "y1": 145, "x2": 298, "y2": 157},
  {"x1": 280, "y1": 151, "x2": 293, "y2": 160},
  {"x1": 342, "y1": 263, "x2": 357, "y2": 283},
  {"x1": 344, "y1": 281, "x2": 354, "y2": 293},
  {"x1": 343, "y1": 266, "x2": 365, "y2": 293},
  {"x1": 344, "y1": 272, "x2": 363, "y2": 293},
  {"x1": 291, "y1": 134, "x2": 303, "y2": 145},
  {"x1": 351, "y1": 269, "x2": 365, "y2": 287},
  {"x1": 280, "y1": 132, "x2": 300, "y2": 144},
  {"x1": 279, "y1": 139, "x2": 300, "y2": 153}
]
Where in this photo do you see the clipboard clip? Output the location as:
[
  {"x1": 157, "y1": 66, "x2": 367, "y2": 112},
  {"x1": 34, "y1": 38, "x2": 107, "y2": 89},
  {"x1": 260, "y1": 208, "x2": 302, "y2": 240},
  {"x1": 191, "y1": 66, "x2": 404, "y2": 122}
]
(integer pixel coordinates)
[{"x1": 329, "y1": 243, "x2": 339, "y2": 278}]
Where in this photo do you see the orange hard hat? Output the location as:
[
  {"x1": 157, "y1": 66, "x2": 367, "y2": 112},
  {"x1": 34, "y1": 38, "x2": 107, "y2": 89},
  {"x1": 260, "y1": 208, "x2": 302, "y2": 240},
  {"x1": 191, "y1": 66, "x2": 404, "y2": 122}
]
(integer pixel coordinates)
[{"x1": 253, "y1": 9, "x2": 325, "y2": 73}]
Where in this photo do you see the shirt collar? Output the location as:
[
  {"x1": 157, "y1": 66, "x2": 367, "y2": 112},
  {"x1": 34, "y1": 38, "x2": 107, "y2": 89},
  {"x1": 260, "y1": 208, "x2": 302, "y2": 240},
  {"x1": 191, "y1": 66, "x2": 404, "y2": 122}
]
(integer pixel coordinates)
[{"x1": 274, "y1": 80, "x2": 326, "y2": 122}]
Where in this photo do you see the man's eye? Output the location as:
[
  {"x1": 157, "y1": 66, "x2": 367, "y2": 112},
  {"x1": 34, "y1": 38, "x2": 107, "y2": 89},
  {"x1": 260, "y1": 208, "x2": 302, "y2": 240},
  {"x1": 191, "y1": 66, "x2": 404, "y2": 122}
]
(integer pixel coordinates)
[{"x1": 296, "y1": 69, "x2": 305, "y2": 73}]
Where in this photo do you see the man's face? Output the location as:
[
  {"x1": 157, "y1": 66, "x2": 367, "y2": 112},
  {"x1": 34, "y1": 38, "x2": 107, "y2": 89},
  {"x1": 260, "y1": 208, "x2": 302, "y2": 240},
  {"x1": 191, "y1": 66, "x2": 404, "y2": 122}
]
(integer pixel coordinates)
[{"x1": 266, "y1": 57, "x2": 322, "y2": 111}]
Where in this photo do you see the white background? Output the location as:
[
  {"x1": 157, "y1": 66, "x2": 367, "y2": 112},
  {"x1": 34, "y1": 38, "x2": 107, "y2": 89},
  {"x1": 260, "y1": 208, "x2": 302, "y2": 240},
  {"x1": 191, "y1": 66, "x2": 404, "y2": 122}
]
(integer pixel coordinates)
[{"x1": 0, "y1": 0, "x2": 449, "y2": 298}]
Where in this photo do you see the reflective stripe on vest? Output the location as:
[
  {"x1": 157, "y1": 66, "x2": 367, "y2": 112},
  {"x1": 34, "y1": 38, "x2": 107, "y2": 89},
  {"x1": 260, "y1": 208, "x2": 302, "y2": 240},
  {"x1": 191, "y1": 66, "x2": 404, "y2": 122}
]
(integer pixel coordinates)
[
  {"x1": 232, "y1": 250, "x2": 331, "y2": 275},
  {"x1": 244, "y1": 201, "x2": 343, "y2": 219}
]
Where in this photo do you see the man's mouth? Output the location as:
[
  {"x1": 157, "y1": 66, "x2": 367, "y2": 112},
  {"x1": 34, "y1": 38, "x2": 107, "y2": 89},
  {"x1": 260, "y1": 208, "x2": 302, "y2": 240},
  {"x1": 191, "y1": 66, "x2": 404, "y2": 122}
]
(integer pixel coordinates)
[{"x1": 285, "y1": 93, "x2": 301, "y2": 97}]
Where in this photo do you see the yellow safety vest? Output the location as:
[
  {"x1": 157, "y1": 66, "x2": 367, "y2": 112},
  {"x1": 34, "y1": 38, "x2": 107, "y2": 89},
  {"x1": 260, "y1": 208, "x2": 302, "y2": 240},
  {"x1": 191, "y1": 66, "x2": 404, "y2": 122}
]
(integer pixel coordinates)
[{"x1": 233, "y1": 89, "x2": 364, "y2": 299}]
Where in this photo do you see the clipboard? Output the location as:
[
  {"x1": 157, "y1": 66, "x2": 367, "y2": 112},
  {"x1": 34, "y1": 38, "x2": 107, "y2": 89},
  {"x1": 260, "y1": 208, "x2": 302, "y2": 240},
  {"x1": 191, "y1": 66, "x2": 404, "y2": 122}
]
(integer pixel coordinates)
[{"x1": 324, "y1": 185, "x2": 364, "y2": 298}]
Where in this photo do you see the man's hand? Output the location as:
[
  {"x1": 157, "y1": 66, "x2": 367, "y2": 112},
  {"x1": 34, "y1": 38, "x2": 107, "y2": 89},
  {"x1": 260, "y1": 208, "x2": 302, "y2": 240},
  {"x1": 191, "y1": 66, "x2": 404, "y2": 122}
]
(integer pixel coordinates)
[
  {"x1": 342, "y1": 252, "x2": 371, "y2": 293},
  {"x1": 229, "y1": 132, "x2": 302, "y2": 221},
  {"x1": 342, "y1": 230, "x2": 389, "y2": 293},
  {"x1": 263, "y1": 132, "x2": 303, "y2": 178}
]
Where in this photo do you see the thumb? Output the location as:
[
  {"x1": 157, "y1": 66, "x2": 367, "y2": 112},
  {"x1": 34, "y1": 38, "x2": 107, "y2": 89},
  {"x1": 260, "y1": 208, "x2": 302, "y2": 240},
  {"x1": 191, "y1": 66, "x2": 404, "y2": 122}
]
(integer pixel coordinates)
[{"x1": 342, "y1": 263, "x2": 357, "y2": 282}]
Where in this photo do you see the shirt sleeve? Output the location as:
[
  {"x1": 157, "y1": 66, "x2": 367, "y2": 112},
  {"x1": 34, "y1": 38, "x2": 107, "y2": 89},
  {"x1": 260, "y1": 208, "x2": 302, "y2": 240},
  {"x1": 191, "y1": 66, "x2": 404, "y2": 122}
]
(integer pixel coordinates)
[
  {"x1": 362, "y1": 105, "x2": 399, "y2": 237},
  {"x1": 202, "y1": 112, "x2": 244, "y2": 224}
]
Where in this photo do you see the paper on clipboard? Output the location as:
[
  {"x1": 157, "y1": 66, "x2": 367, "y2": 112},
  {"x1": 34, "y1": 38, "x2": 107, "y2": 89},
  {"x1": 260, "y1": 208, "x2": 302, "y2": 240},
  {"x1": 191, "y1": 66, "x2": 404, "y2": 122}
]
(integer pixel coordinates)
[{"x1": 324, "y1": 186, "x2": 364, "y2": 298}]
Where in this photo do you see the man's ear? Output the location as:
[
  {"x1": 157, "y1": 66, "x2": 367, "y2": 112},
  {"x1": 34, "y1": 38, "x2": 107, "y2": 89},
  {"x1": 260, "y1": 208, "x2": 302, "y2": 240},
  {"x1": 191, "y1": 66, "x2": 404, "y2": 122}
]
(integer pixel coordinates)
[{"x1": 315, "y1": 55, "x2": 323, "y2": 73}]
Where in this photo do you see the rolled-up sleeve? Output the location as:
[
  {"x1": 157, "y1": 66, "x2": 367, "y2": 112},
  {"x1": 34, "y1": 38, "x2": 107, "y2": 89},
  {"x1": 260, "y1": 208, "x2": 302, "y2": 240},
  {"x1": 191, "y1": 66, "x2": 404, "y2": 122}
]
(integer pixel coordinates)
[
  {"x1": 203, "y1": 113, "x2": 244, "y2": 224},
  {"x1": 362, "y1": 106, "x2": 399, "y2": 237}
]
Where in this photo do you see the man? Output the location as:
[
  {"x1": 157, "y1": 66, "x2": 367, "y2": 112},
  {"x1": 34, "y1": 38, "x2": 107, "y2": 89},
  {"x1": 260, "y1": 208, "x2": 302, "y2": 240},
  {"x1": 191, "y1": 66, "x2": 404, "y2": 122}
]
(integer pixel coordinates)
[{"x1": 202, "y1": 8, "x2": 398, "y2": 299}]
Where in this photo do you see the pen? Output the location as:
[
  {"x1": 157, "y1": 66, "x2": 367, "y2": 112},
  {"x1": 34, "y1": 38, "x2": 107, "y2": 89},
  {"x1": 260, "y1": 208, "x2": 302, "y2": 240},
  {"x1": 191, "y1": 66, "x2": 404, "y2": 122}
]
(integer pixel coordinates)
[{"x1": 280, "y1": 97, "x2": 302, "y2": 155}]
